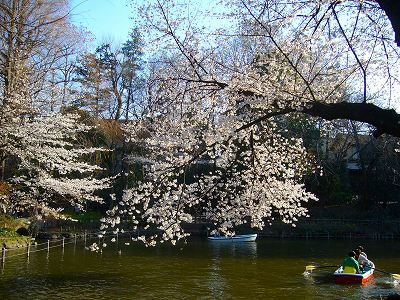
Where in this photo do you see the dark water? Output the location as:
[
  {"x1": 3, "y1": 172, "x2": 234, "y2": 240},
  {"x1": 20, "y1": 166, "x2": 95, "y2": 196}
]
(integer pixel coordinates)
[{"x1": 0, "y1": 238, "x2": 399, "y2": 299}]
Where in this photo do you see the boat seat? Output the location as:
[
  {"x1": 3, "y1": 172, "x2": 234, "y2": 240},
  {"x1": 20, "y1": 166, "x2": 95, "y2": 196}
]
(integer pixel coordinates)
[{"x1": 343, "y1": 266, "x2": 357, "y2": 274}]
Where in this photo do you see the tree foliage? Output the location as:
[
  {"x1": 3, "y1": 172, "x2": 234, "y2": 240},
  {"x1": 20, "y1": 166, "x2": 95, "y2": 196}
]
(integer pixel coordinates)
[{"x1": 73, "y1": 30, "x2": 144, "y2": 120}]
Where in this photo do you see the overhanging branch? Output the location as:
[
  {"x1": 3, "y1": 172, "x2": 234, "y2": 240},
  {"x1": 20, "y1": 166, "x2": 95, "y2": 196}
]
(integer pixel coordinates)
[
  {"x1": 232, "y1": 84, "x2": 400, "y2": 138},
  {"x1": 236, "y1": 100, "x2": 400, "y2": 138},
  {"x1": 302, "y1": 101, "x2": 400, "y2": 138},
  {"x1": 216, "y1": 81, "x2": 400, "y2": 138}
]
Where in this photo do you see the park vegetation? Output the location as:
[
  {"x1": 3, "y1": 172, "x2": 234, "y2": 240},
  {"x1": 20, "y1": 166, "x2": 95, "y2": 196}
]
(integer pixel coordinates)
[{"x1": 0, "y1": 0, "x2": 399, "y2": 246}]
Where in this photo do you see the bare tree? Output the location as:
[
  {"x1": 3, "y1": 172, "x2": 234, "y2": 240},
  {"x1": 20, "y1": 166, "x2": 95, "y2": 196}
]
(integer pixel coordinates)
[{"x1": 0, "y1": 0, "x2": 83, "y2": 108}]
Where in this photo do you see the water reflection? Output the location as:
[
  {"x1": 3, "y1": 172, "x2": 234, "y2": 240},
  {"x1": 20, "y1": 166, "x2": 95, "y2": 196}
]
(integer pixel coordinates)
[
  {"x1": 208, "y1": 241, "x2": 258, "y2": 259},
  {"x1": 206, "y1": 242, "x2": 258, "y2": 297},
  {"x1": 207, "y1": 257, "x2": 226, "y2": 298}
]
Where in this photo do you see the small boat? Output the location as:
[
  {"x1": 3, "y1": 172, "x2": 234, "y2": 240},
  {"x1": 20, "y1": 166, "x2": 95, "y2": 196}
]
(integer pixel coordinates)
[
  {"x1": 207, "y1": 234, "x2": 257, "y2": 242},
  {"x1": 334, "y1": 264, "x2": 374, "y2": 284}
]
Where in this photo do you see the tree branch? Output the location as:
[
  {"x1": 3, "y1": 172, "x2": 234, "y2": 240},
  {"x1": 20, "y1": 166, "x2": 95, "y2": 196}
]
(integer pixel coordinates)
[
  {"x1": 197, "y1": 78, "x2": 400, "y2": 138},
  {"x1": 234, "y1": 99, "x2": 400, "y2": 138},
  {"x1": 376, "y1": 0, "x2": 400, "y2": 47},
  {"x1": 302, "y1": 101, "x2": 400, "y2": 138}
]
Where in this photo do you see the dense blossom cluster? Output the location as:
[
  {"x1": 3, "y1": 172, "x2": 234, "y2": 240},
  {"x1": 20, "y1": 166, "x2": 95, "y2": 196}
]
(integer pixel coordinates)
[
  {"x1": 100, "y1": 84, "x2": 318, "y2": 245},
  {"x1": 0, "y1": 100, "x2": 111, "y2": 216}
]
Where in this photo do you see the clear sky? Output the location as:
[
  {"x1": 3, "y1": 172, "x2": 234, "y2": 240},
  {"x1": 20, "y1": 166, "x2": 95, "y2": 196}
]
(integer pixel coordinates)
[{"x1": 70, "y1": 0, "x2": 133, "y2": 44}]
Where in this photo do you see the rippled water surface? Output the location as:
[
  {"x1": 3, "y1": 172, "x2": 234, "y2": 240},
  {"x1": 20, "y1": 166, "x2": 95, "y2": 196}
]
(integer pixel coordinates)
[{"x1": 1, "y1": 238, "x2": 399, "y2": 299}]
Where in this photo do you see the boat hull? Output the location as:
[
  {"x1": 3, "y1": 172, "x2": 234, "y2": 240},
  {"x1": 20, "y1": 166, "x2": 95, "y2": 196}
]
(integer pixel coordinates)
[
  {"x1": 334, "y1": 266, "x2": 374, "y2": 284},
  {"x1": 207, "y1": 234, "x2": 257, "y2": 242}
]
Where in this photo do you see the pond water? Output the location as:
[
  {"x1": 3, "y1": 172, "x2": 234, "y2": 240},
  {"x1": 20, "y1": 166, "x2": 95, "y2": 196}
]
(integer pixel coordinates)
[{"x1": 0, "y1": 237, "x2": 399, "y2": 299}]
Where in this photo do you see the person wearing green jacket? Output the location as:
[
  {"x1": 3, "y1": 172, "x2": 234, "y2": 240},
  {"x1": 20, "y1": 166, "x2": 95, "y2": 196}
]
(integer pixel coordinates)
[{"x1": 342, "y1": 251, "x2": 361, "y2": 274}]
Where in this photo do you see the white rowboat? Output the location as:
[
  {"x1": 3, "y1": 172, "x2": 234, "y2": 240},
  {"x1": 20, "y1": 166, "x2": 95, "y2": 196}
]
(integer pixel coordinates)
[{"x1": 207, "y1": 234, "x2": 257, "y2": 242}]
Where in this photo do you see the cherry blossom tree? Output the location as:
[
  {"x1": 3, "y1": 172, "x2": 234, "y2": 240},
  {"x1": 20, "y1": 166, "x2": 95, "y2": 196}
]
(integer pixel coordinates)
[
  {"x1": 100, "y1": 0, "x2": 400, "y2": 246},
  {"x1": 0, "y1": 1, "x2": 114, "y2": 217},
  {"x1": 0, "y1": 96, "x2": 112, "y2": 216}
]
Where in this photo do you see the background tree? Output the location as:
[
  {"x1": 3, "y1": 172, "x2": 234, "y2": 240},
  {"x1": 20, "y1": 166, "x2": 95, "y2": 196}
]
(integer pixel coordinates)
[
  {"x1": 73, "y1": 50, "x2": 111, "y2": 118},
  {"x1": 0, "y1": 0, "x2": 84, "y2": 104},
  {"x1": 73, "y1": 31, "x2": 144, "y2": 121},
  {"x1": 0, "y1": 1, "x2": 112, "y2": 218},
  {"x1": 121, "y1": 28, "x2": 145, "y2": 120},
  {"x1": 0, "y1": 0, "x2": 89, "y2": 183}
]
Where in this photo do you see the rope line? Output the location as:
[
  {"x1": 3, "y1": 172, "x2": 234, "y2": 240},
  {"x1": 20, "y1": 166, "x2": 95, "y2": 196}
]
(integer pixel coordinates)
[
  {"x1": 1, "y1": 230, "x2": 136, "y2": 261},
  {"x1": 1, "y1": 251, "x2": 28, "y2": 259}
]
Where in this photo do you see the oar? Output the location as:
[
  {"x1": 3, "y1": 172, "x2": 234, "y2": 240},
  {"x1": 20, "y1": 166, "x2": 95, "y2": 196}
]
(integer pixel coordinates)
[
  {"x1": 305, "y1": 264, "x2": 339, "y2": 272},
  {"x1": 372, "y1": 268, "x2": 400, "y2": 280}
]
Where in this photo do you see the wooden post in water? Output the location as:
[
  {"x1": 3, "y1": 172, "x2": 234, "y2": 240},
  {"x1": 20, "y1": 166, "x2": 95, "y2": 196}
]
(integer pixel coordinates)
[
  {"x1": 61, "y1": 237, "x2": 65, "y2": 262},
  {"x1": 27, "y1": 243, "x2": 30, "y2": 258},
  {"x1": 1, "y1": 248, "x2": 5, "y2": 274},
  {"x1": 73, "y1": 234, "x2": 76, "y2": 254},
  {"x1": 46, "y1": 240, "x2": 49, "y2": 260}
]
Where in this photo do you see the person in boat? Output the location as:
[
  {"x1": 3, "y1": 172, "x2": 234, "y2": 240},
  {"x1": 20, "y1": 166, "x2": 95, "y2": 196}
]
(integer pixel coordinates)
[
  {"x1": 357, "y1": 245, "x2": 367, "y2": 258},
  {"x1": 342, "y1": 251, "x2": 361, "y2": 274},
  {"x1": 355, "y1": 247, "x2": 374, "y2": 272}
]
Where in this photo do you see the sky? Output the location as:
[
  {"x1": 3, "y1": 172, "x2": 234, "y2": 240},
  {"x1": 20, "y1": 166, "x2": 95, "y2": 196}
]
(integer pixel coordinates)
[
  {"x1": 69, "y1": 0, "x2": 223, "y2": 45},
  {"x1": 70, "y1": 0, "x2": 134, "y2": 44}
]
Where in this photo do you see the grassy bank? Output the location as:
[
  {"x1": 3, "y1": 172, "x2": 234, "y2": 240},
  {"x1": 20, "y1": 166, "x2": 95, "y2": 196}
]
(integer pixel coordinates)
[
  {"x1": 0, "y1": 214, "x2": 31, "y2": 249},
  {"x1": 0, "y1": 236, "x2": 31, "y2": 249}
]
